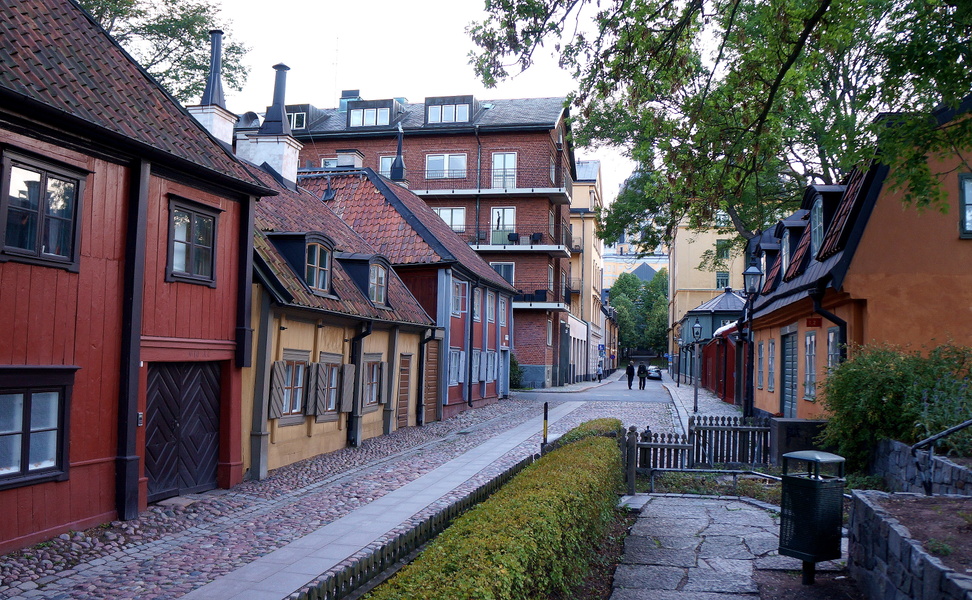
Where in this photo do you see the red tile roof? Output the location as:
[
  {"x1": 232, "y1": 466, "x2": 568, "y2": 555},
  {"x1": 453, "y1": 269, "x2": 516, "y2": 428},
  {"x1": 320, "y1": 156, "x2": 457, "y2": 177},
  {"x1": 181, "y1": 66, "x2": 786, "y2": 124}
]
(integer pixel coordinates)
[
  {"x1": 819, "y1": 165, "x2": 869, "y2": 259},
  {"x1": 0, "y1": 0, "x2": 268, "y2": 193}
]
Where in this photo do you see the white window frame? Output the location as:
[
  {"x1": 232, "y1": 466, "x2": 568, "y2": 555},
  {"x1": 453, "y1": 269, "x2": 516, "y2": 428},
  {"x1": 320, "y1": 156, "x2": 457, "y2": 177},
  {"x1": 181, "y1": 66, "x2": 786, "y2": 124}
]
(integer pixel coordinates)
[
  {"x1": 804, "y1": 331, "x2": 817, "y2": 400},
  {"x1": 426, "y1": 153, "x2": 467, "y2": 179},
  {"x1": 364, "y1": 360, "x2": 381, "y2": 405},
  {"x1": 432, "y1": 207, "x2": 466, "y2": 233},
  {"x1": 768, "y1": 339, "x2": 776, "y2": 392},
  {"x1": 350, "y1": 107, "x2": 390, "y2": 127},
  {"x1": 810, "y1": 197, "x2": 824, "y2": 255},
  {"x1": 492, "y1": 152, "x2": 517, "y2": 188},
  {"x1": 287, "y1": 111, "x2": 306, "y2": 129},
  {"x1": 427, "y1": 103, "x2": 470, "y2": 124},
  {"x1": 369, "y1": 264, "x2": 387, "y2": 305},
  {"x1": 379, "y1": 156, "x2": 395, "y2": 178},
  {"x1": 827, "y1": 326, "x2": 841, "y2": 368},
  {"x1": 547, "y1": 318, "x2": 553, "y2": 346},
  {"x1": 448, "y1": 348, "x2": 461, "y2": 385},
  {"x1": 321, "y1": 157, "x2": 338, "y2": 168},
  {"x1": 490, "y1": 261, "x2": 514, "y2": 285},
  {"x1": 757, "y1": 342, "x2": 764, "y2": 389},
  {"x1": 305, "y1": 242, "x2": 331, "y2": 293},
  {"x1": 486, "y1": 291, "x2": 495, "y2": 322},
  {"x1": 452, "y1": 280, "x2": 467, "y2": 316},
  {"x1": 473, "y1": 288, "x2": 482, "y2": 322},
  {"x1": 489, "y1": 207, "x2": 515, "y2": 244},
  {"x1": 498, "y1": 296, "x2": 507, "y2": 326}
]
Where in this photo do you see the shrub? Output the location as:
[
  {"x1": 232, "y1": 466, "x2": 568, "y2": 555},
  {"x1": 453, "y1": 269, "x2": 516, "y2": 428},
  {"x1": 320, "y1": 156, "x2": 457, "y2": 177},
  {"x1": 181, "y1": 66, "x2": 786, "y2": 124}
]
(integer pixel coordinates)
[
  {"x1": 547, "y1": 418, "x2": 623, "y2": 452},
  {"x1": 819, "y1": 342, "x2": 972, "y2": 472},
  {"x1": 509, "y1": 353, "x2": 524, "y2": 389},
  {"x1": 365, "y1": 437, "x2": 622, "y2": 600}
]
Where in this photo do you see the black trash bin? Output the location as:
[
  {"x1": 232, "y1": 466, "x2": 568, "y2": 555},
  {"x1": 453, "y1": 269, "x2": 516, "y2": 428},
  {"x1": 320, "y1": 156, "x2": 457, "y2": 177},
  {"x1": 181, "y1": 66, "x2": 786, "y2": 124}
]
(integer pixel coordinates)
[{"x1": 779, "y1": 450, "x2": 845, "y2": 584}]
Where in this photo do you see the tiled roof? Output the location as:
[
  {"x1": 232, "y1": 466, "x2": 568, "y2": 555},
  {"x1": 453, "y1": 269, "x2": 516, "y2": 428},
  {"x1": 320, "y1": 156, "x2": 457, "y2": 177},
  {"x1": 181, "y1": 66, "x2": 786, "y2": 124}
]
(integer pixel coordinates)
[
  {"x1": 299, "y1": 169, "x2": 518, "y2": 294},
  {"x1": 248, "y1": 166, "x2": 432, "y2": 326},
  {"x1": 0, "y1": 0, "x2": 268, "y2": 192},
  {"x1": 259, "y1": 97, "x2": 566, "y2": 136},
  {"x1": 818, "y1": 165, "x2": 869, "y2": 259}
]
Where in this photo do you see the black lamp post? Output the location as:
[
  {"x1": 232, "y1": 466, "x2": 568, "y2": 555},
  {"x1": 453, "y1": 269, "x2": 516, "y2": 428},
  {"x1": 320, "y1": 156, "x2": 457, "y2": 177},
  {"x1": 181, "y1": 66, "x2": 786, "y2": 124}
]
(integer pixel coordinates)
[
  {"x1": 742, "y1": 256, "x2": 764, "y2": 419},
  {"x1": 692, "y1": 317, "x2": 702, "y2": 413}
]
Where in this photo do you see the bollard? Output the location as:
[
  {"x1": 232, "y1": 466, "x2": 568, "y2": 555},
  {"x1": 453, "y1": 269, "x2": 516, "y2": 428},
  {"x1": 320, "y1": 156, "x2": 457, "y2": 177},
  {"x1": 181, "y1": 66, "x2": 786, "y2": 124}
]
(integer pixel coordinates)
[
  {"x1": 626, "y1": 426, "x2": 638, "y2": 495},
  {"x1": 541, "y1": 402, "x2": 548, "y2": 452}
]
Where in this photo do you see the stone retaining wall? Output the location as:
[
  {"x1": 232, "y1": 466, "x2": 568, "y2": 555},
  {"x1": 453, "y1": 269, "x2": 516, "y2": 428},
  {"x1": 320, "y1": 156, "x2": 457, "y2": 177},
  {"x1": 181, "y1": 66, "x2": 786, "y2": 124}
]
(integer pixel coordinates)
[
  {"x1": 848, "y1": 490, "x2": 972, "y2": 600},
  {"x1": 872, "y1": 439, "x2": 972, "y2": 496}
]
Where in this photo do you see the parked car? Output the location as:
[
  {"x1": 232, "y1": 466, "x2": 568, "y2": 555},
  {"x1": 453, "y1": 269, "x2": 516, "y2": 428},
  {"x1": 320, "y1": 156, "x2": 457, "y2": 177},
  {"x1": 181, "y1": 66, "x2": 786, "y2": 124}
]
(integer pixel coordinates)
[{"x1": 646, "y1": 365, "x2": 662, "y2": 380}]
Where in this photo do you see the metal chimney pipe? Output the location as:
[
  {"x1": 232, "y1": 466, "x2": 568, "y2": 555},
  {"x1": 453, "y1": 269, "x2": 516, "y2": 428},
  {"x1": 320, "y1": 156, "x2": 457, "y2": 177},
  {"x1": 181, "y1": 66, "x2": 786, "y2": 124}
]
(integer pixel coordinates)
[
  {"x1": 258, "y1": 63, "x2": 292, "y2": 136},
  {"x1": 199, "y1": 30, "x2": 225, "y2": 108}
]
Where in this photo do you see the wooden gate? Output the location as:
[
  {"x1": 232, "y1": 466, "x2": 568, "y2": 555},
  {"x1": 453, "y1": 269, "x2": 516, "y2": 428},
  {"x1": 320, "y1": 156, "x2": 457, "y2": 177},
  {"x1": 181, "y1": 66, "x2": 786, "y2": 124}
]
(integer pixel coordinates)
[
  {"x1": 397, "y1": 355, "x2": 411, "y2": 428},
  {"x1": 146, "y1": 362, "x2": 220, "y2": 502}
]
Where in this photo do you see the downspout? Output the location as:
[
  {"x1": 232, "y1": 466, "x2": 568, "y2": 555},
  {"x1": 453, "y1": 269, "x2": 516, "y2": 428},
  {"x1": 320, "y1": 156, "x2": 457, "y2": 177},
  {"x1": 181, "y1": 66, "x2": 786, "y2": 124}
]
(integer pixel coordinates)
[
  {"x1": 348, "y1": 321, "x2": 373, "y2": 447},
  {"x1": 417, "y1": 328, "x2": 437, "y2": 426},
  {"x1": 236, "y1": 196, "x2": 256, "y2": 368},
  {"x1": 117, "y1": 159, "x2": 150, "y2": 521},
  {"x1": 809, "y1": 281, "x2": 847, "y2": 362}
]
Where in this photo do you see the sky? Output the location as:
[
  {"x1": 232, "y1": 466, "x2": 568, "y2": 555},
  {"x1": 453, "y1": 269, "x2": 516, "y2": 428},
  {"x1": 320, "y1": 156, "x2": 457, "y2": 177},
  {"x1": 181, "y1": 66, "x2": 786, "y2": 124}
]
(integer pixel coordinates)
[{"x1": 212, "y1": 0, "x2": 634, "y2": 203}]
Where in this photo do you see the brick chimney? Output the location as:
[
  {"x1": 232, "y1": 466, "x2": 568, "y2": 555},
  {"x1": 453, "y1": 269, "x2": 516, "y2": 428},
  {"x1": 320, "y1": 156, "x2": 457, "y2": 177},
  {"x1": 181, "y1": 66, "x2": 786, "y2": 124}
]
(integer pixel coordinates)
[{"x1": 187, "y1": 30, "x2": 237, "y2": 146}]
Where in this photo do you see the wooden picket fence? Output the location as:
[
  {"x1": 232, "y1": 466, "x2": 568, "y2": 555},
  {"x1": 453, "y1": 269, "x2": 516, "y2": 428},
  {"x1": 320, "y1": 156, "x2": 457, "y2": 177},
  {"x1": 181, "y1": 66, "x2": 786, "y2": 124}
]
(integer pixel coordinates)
[
  {"x1": 286, "y1": 454, "x2": 536, "y2": 600},
  {"x1": 634, "y1": 415, "x2": 771, "y2": 472}
]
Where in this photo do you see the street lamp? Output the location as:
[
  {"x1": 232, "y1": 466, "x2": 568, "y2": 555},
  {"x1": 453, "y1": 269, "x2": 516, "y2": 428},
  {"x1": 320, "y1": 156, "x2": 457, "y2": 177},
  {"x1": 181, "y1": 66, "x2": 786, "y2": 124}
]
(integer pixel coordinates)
[
  {"x1": 692, "y1": 317, "x2": 702, "y2": 413},
  {"x1": 742, "y1": 255, "x2": 763, "y2": 419}
]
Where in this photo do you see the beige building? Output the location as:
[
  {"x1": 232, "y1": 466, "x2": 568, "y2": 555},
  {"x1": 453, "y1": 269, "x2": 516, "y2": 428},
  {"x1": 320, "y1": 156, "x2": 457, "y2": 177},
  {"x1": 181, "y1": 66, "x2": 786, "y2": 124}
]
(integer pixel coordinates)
[{"x1": 668, "y1": 218, "x2": 746, "y2": 360}]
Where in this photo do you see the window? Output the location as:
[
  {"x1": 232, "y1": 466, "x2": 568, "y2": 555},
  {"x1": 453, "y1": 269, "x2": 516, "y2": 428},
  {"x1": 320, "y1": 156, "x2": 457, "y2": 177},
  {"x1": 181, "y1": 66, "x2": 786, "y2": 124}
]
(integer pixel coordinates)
[
  {"x1": 452, "y1": 280, "x2": 467, "y2": 316},
  {"x1": 379, "y1": 156, "x2": 395, "y2": 178},
  {"x1": 287, "y1": 111, "x2": 306, "y2": 129},
  {"x1": 487, "y1": 351, "x2": 497, "y2": 381},
  {"x1": 426, "y1": 154, "x2": 466, "y2": 179},
  {"x1": 961, "y1": 174, "x2": 972, "y2": 237},
  {"x1": 369, "y1": 264, "x2": 387, "y2": 305},
  {"x1": 432, "y1": 207, "x2": 466, "y2": 233},
  {"x1": 427, "y1": 103, "x2": 470, "y2": 124},
  {"x1": 281, "y1": 360, "x2": 307, "y2": 416},
  {"x1": 473, "y1": 288, "x2": 482, "y2": 321},
  {"x1": 487, "y1": 291, "x2": 495, "y2": 322},
  {"x1": 471, "y1": 350, "x2": 481, "y2": 382},
  {"x1": 716, "y1": 239, "x2": 731, "y2": 260},
  {"x1": 549, "y1": 155, "x2": 556, "y2": 185},
  {"x1": 781, "y1": 235, "x2": 790, "y2": 275},
  {"x1": 490, "y1": 207, "x2": 515, "y2": 244},
  {"x1": 767, "y1": 340, "x2": 776, "y2": 392},
  {"x1": 448, "y1": 349, "x2": 461, "y2": 385},
  {"x1": 716, "y1": 271, "x2": 729, "y2": 288},
  {"x1": 0, "y1": 367, "x2": 73, "y2": 490},
  {"x1": 1, "y1": 151, "x2": 84, "y2": 270},
  {"x1": 319, "y1": 361, "x2": 340, "y2": 413},
  {"x1": 715, "y1": 210, "x2": 730, "y2": 227},
  {"x1": 321, "y1": 157, "x2": 338, "y2": 168},
  {"x1": 492, "y1": 152, "x2": 516, "y2": 188},
  {"x1": 305, "y1": 243, "x2": 331, "y2": 293},
  {"x1": 548, "y1": 264, "x2": 554, "y2": 291},
  {"x1": 757, "y1": 342, "x2": 764, "y2": 389},
  {"x1": 804, "y1": 331, "x2": 817, "y2": 399},
  {"x1": 547, "y1": 318, "x2": 553, "y2": 346},
  {"x1": 810, "y1": 197, "x2": 824, "y2": 255},
  {"x1": 350, "y1": 107, "x2": 390, "y2": 127},
  {"x1": 490, "y1": 262, "x2": 514, "y2": 285},
  {"x1": 364, "y1": 360, "x2": 381, "y2": 405},
  {"x1": 499, "y1": 296, "x2": 507, "y2": 325},
  {"x1": 168, "y1": 199, "x2": 218, "y2": 286},
  {"x1": 827, "y1": 327, "x2": 841, "y2": 368}
]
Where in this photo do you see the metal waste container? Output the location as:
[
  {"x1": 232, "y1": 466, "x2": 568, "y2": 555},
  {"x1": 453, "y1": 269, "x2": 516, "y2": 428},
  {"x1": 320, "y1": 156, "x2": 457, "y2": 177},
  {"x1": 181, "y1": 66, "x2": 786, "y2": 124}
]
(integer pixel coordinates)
[{"x1": 779, "y1": 450, "x2": 845, "y2": 584}]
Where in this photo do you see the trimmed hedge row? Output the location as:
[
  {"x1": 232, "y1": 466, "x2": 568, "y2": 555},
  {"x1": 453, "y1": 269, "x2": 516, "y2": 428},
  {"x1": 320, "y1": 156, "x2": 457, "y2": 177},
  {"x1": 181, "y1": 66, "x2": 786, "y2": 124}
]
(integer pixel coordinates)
[
  {"x1": 547, "y1": 417, "x2": 623, "y2": 452},
  {"x1": 364, "y1": 435, "x2": 622, "y2": 600}
]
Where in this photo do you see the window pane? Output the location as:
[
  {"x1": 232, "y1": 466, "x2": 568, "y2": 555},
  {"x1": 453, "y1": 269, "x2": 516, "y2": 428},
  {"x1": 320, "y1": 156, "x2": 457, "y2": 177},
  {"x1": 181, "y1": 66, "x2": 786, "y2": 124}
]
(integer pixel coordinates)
[
  {"x1": 43, "y1": 216, "x2": 72, "y2": 257},
  {"x1": 45, "y1": 178, "x2": 75, "y2": 219},
  {"x1": 307, "y1": 244, "x2": 317, "y2": 268},
  {"x1": 350, "y1": 109, "x2": 363, "y2": 127},
  {"x1": 378, "y1": 108, "x2": 390, "y2": 125},
  {"x1": 0, "y1": 434, "x2": 21, "y2": 475},
  {"x1": 194, "y1": 214, "x2": 214, "y2": 246},
  {"x1": 173, "y1": 210, "x2": 190, "y2": 242},
  {"x1": 194, "y1": 247, "x2": 213, "y2": 278},
  {"x1": 28, "y1": 430, "x2": 56, "y2": 470},
  {"x1": 8, "y1": 166, "x2": 40, "y2": 211},
  {"x1": 30, "y1": 392, "x2": 58, "y2": 430},
  {"x1": 5, "y1": 209, "x2": 37, "y2": 251},
  {"x1": 442, "y1": 105, "x2": 455, "y2": 122},
  {"x1": 448, "y1": 154, "x2": 466, "y2": 177},
  {"x1": 364, "y1": 108, "x2": 377, "y2": 126},
  {"x1": 427, "y1": 155, "x2": 444, "y2": 178},
  {"x1": 380, "y1": 156, "x2": 394, "y2": 177},
  {"x1": 456, "y1": 104, "x2": 469, "y2": 122},
  {"x1": 0, "y1": 393, "x2": 24, "y2": 434},
  {"x1": 428, "y1": 106, "x2": 441, "y2": 123},
  {"x1": 172, "y1": 240, "x2": 188, "y2": 272}
]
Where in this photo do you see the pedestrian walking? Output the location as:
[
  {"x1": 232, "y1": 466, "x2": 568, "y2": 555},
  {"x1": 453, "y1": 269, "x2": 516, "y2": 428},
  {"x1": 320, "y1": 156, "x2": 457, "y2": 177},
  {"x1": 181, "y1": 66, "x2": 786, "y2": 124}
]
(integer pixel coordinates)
[
  {"x1": 637, "y1": 362, "x2": 648, "y2": 390},
  {"x1": 625, "y1": 362, "x2": 635, "y2": 389},
  {"x1": 596, "y1": 364, "x2": 603, "y2": 382}
]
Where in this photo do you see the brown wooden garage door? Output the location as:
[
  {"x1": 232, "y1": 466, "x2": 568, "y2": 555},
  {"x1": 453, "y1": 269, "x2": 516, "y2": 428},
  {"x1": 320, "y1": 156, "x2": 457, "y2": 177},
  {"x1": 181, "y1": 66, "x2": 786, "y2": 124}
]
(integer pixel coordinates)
[{"x1": 146, "y1": 362, "x2": 220, "y2": 502}]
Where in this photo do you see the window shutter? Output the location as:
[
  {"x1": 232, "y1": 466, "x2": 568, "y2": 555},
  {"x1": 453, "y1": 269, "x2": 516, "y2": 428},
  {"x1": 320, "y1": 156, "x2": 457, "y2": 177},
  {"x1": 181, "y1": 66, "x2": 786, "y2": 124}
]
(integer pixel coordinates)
[
  {"x1": 340, "y1": 363, "x2": 356, "y2": 413},
  {"x1": 478, "y1": 351, "x2": 487, "y2": 381},
  {"x1": 458, "y1": 351, "x2": 466, "y2": 383},
  {"x1": 303, "y1": 363, "x2": 318, "y2": 415},
  {"x1": 379, "y1": 361, "x2": 389, "y2": 404},
  {"x1": 269, "y1": 361, "x2": 286, "y2": 419},
  {"x1": 315, "y1": 364, "x2": 329, "y2": 415}
]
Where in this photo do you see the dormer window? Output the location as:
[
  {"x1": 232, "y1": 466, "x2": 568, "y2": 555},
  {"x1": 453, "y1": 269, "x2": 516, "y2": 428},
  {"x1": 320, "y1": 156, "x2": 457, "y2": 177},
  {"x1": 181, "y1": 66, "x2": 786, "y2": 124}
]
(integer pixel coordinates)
[
  {"x1": 287, "y1": 112, "x2": 306, "y2": 129},
  {"x1": 305, "y1": 242, "x2": 331, "y2": 293},
  {"x1": 810, "y1": 197, "x2": 823, "y2": 255},
  {"x1": 369, "y1": 264, "x2": 387, "y2": 304},
  {"x1": 350, "y1": 107, "x2": 390, "y2": 127},
  {"x1": 427, "y1": 103, "x2": 470, "y2": 124}
]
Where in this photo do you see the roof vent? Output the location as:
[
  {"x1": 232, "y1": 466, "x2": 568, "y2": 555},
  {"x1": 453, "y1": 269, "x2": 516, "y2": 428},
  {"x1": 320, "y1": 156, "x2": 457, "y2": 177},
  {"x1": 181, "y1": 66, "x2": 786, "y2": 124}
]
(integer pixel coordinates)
[
  {"x1": 258, "y1": 64, "x2": 292, "y2": 136},
  {"x1": 200, "y1": 30, "x2": 226, "y2": 108}
]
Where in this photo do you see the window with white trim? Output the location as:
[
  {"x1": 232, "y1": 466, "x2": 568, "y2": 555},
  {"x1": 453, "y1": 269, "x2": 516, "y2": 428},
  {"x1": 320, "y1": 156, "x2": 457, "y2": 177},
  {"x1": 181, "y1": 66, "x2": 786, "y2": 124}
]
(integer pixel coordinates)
[
  {"x1": 827, "y1": 327, "x2": 841, "y2": 368},
  {"x1": 498, "y1": 296, "x2": 507, "y2": 325},
  {"x1": 379, "y1": 156, "x2": 395, "y2": 178},
  {"x1": 810, "y1": 197, "x2": 824, "y2": 255},
  {"x1": 432, "y1": 207, "x2": 466, "y2": 233},
  {"x1": 757, "y1": 342, "x2": 764, "y2": 389},
  {"x1": 281, "y1": 359, "x2": 307, "y2": 416},
  {"x1": 486, "y1": 291, "x2": 495, "y2": 322},
  {"x1": 287, "y1": 111, "x2": 306, "y2": 129},
  {"x1": 473, "y1": 288, "x2": 482, "y2": 321},
  {"x1": 305, "y1": 242, "x2": 331, "y2": 293},
  {"x1": 350, "y1": 107, "x2": 390, "y2": 127},
  {"x1": 448, "y1": 348, "x2": 461, "y2": 385},
  {"x1": 321, "y1": 157, "x2": 338, "y2": 168},
  {"x1": 452, "y1": 280, "x2": 467, "y2": 316},
  {"x1": 426, "y1": 154, "x2": 466, "y2": 179},
  {"x1": 427, "y1": 103, "x2": 469, "y2": 124},
  {"x1": 364, "y1": 360, "x2": 381, "y2": 405},
  {"x1": 490, "y1": 262, "x2": 514, "y2": 285},
  {"x1": 961, "y1": 174, "x2": 972, "y2": 238},
  {"x1": 768, "y1": 340, "x2": 776, "y2": 392},
  {"x1": 547, "y1": 319, "x2": 553, "y2": 346},
  {"x1": 369, "y1": 264, "x2": 387, "y2": 305},
  {"x1": 804, "y1": 331, "x2": 817, "y2": 399},
  {"x1": 492, "y1": 152, "x2": 516, "y2": 188}
]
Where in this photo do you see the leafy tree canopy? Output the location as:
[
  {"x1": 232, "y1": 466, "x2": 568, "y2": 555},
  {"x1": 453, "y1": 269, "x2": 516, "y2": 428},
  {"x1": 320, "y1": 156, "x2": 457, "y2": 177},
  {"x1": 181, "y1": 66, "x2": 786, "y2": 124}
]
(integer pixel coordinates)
[
  {"x1": 609, "y1": 268, "x2": 669, "y2": 353},
  {"x1": 469, "y1": 0, "x2": 972, "y2": 251},
  {"x1": 78, "y1": 0, "x2": 249, "y2": 103}
]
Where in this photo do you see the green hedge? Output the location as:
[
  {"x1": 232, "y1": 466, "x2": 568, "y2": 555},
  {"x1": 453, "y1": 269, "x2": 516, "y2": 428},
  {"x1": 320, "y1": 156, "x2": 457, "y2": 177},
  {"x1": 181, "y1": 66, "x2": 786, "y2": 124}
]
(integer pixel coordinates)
[
  {"x1": 364, "y1": 436, "x2": 622, "y2": 600},
  {"x1": 546, "y1": 417, "x2": 623, "y2": 453}
]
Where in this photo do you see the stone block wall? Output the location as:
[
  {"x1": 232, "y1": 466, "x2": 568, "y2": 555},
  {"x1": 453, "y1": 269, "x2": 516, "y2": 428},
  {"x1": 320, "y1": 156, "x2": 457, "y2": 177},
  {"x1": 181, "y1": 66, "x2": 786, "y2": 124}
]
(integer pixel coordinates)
[
  {"x1": 872, "y1": 439, "x2": 972, "y2": 496},
  {"x1": 849, "y1": 490, "x2": 972, "y2": 600}
]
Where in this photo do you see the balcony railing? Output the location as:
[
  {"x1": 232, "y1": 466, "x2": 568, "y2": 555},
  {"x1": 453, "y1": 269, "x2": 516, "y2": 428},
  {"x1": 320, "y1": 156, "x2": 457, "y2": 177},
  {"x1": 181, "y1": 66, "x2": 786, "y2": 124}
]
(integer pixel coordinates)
[
  {"x1": 464, "y1": 221, "x2": 572, "y2": 247},
  {"x1": 415, "y1": 159, "x2": 573, "y2": 193},
  {"x1": 512, "y1": 281, "x2": 566, "y2": 304}
]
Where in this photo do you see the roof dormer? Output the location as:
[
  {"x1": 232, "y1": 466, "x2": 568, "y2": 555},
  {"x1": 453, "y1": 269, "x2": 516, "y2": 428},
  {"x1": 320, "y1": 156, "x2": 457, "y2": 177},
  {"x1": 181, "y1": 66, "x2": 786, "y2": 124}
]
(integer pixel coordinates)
[
  {"x1": 346, "y1": 98, "x2": 404, "y2": 128},
  {"x1": 424, "y1": 95, "x2": 477, "y2": 125}
]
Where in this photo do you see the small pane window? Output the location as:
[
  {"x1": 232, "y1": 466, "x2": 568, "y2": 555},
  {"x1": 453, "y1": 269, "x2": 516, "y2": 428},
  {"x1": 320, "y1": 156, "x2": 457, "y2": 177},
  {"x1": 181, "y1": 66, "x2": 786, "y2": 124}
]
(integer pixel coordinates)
[
  {"x1": 491, "y1": 262, "x2": 514, "y2": 285},
  {"x1": 305, "y1": 243, "x2": 331, "y2": 293},
  {"x1": 452, "y1": 281, "x2": 467, "y2": 316},
  {"x1": 365, "y1": 361, "x2": 381, "y2": 405},
  {"x1": 757, "y1": 342, "x2": 764, "y2": 389},
  {"x1": 369, "y1": 264, "x2": 387, "y2": 305},
  {"x1": 960, "y1": 174, "x2": 972, "y2": 237},
  {"x1": 716, "y1": 239, "x2": 731, "y2": 260},
  {"x1": 716, "y1": 271, "x2": 729, "y2": 288},
  {"x1": 473, "y1": 288, "x2": 482, "y2": 322},
  {"x1": 804, "y1": 331, "x2": 817, "y2": 399},
  {"x1": 810, "y1": 197, "x2": 824, "y2": 255},
  {"x1": 768, "y1": 340, "x2": 776, "y2": 392},
  {"x1": 168, "y1": 200, "x2": 218, "y2": 285},
  {"x1": 498, "y1": 296, "x2": 507, "y2": 325},
  {"x1": 827, "y1": 327, "x2": 841, "y2": 368},
  {"x1": 379, "y1": 156, "x2": 395, "y2": 178},
  {"x1": 433, "y1": 207, "x2": 466, "y2": 233},
  {"x1": 487, "y1": 291, "x2": 495, "y2": 322},
  {"x1": 322, "y1": 363, "x2": 339, "y2": 412},
  {"x1": 287, "y1": 112, "x2": 306, "y2": 129},
  {"x1": 428, "y1": 106, "x2": 442, "y2": 123},
  {"x1": 350, "y1": 109, "x2": 363, "y2": 127},
  {"x1": 282, "y1": 360, "x2": 306, "y2": 416}
]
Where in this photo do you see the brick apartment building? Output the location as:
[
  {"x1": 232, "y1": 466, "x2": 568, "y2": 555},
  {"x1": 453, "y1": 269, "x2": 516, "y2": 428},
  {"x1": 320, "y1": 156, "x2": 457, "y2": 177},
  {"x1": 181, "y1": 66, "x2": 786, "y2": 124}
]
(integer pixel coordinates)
[{"x1": 238, "y1": 92, "x2": 577, "y2": 388}]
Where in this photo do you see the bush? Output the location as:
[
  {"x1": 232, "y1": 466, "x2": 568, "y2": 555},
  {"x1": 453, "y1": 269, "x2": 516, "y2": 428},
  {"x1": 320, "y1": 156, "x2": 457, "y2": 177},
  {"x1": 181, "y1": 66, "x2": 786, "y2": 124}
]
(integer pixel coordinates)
[
  {"x1": 819, "y1": 342, "x2": 972, "y2": 472},
  {"x1": 509, "y1": 353, "x2": 524, "y2": 389},
  {"x1": 365, "y1": 437, "x2": 622, "y2": 600},
  {"x1": 547, "y1": 418, "x2": 623, "y2": 452}
]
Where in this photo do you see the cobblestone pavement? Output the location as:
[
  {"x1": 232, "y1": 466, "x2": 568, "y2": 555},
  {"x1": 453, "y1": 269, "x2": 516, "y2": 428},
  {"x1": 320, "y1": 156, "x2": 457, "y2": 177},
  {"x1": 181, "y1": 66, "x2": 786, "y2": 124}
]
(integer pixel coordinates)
[{"x1": 0, "y1": 382, "x2": 679, "y2": 600}]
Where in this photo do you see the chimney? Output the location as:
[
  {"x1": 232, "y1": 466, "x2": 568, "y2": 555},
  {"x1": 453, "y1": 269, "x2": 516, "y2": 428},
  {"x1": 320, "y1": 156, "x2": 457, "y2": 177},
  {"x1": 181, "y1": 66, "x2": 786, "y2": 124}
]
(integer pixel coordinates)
[
  {"x1": 339, "y1": 89, "x2": 361, "y2": 113},
  {"x1": 235, "y1": 64, "x2": 303, "y2": 185},
  {"x1": 335, "y1": 149, "x2": 364, "y2": 168},
  {"x1": 389, "y1": 122, "x2": 407, "y2": 186},
  {"x1": 187, "y1": 30, "x2": 237, "y2": 145}
]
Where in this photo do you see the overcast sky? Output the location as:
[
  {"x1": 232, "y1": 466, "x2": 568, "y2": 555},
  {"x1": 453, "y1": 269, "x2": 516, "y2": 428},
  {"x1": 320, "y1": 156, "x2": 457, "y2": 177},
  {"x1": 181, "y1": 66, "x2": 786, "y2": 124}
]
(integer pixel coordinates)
[{"x1": 212, "y1": 0, "x2": 634, "y2": 203}]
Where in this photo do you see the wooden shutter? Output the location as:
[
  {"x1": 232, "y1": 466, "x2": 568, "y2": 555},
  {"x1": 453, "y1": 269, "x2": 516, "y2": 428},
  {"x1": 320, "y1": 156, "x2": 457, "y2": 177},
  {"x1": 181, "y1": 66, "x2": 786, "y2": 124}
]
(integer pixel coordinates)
[
  {"x1": 340, "y1": 363, "x2": 356, "y2": 413},
  {"x1": 458, "y1": 351, "x2": 466, "y2": 383},
  {"x1": 478, "y1": 350, "x2": 487, "y2": 381},
  {"x1": 269, "y1": 361, "x2": 286, "y2": 419},
  {"x1": 379, "y1": 361, "x2": 389, "y2": 404},
  {"x1": 303, "y1": 363, "x2": 318, "y2": 415},
  {"x1": 314, "y1": 363, "x2": 330, "y2": 415}
]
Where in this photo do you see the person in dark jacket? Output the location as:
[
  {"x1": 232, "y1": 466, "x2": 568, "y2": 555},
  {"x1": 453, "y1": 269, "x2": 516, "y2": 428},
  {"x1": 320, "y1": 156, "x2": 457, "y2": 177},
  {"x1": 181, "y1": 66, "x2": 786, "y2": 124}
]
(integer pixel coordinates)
[
  {"x1": 637, "y1": 362, "x2": 648, "y2": 389},
  {"x1": 625, "y1": 362, "x2": 635, "y2": 389}
]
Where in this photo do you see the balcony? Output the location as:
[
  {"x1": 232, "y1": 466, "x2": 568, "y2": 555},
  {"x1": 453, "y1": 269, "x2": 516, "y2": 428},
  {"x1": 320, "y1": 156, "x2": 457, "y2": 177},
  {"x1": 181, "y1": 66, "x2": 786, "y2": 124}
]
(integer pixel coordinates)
[
  {"x1": 410, "y1": 160, "x2": 573, "y2": 204},
  {"x1": 466, "y1": 221, "x2": 572, "y2": 258},
  {"x1": 511, "y1": 279, "x2": 569, "y2": 311}
]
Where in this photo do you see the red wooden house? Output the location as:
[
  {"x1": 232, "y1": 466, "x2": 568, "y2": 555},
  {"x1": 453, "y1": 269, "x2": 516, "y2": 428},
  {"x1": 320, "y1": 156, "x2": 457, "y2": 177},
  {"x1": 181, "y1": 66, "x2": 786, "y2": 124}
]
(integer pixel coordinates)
[{"x1": 0, "y1": 0, "x2": 274, "y2": 552}]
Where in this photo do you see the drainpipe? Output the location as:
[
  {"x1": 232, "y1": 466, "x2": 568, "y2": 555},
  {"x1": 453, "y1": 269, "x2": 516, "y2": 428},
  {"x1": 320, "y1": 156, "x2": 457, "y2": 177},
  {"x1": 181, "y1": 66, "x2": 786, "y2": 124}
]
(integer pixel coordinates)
[
  {"x1": 809, "y1": 281, "x2": 847, "y2": 362},
  {"x1": 348, "y1": 321, "x2": 373, "y2": 447}
]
